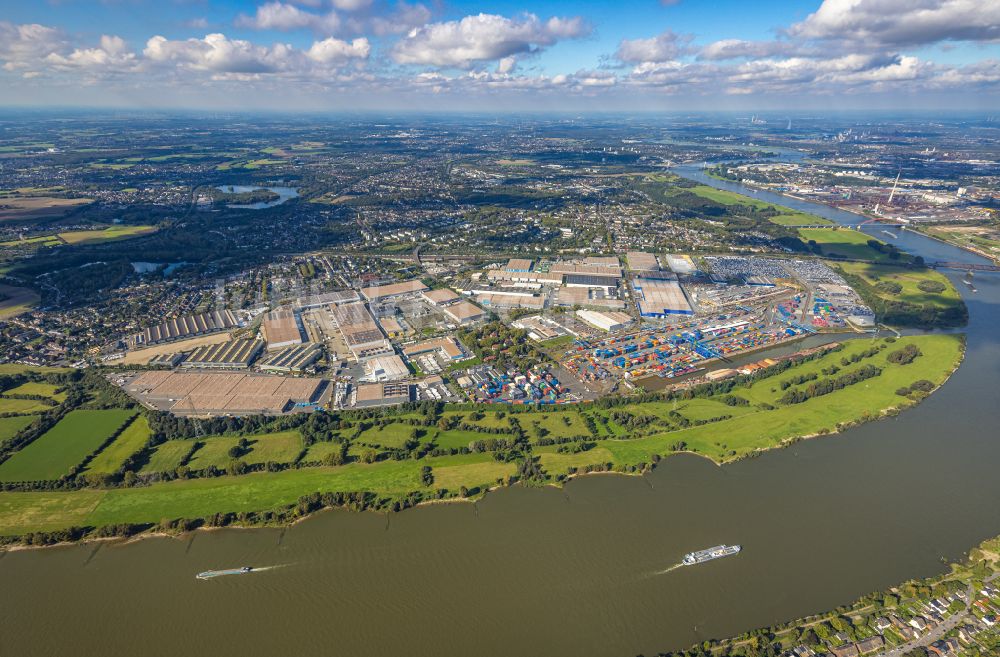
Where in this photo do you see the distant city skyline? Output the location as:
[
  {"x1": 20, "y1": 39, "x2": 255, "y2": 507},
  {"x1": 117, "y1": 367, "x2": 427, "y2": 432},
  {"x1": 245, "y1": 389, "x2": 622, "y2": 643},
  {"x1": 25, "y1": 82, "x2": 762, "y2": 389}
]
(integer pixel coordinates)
[{"x1": 2, "y1": 0, "x2": 999, "y2": 110}]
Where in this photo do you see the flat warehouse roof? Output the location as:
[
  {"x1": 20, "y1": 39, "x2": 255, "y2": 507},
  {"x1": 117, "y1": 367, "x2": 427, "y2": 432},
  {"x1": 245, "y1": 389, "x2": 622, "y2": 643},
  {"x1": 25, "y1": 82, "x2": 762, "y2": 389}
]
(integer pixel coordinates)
[
  {"x1": 125, "y1": 371, "x2": 325, "y2": 414},
  {"x1": 443, "y1": 300, "x2": 484, "y2": 321},
  {"x1": 360, "y1": 279, "x2": 428, "y2": 300},
  {"x1": 634, "y1": 277, "x2": 693, "y2": 315}
]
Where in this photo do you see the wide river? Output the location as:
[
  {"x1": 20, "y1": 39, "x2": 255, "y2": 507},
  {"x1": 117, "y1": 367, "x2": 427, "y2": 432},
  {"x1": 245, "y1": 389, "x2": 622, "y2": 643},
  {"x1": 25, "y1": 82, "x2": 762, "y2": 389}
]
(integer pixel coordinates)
[{"x1": 2, "y1": 167, "x2": 999, "y2": 657}]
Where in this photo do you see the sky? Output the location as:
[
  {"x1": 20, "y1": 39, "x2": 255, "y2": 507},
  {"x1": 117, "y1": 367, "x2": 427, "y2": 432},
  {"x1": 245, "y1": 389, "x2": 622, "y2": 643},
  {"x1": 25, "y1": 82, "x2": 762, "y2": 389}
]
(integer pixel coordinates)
[{"x1": 2, "y1": 0, "x2": 1000, "y2": 111}]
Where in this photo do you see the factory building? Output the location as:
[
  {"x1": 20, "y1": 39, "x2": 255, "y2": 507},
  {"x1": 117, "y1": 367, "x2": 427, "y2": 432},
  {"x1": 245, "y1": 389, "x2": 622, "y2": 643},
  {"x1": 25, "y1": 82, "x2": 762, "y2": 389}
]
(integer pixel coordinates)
[
  {"x1": 294, "y1": 290, "x2": 359, "y2": 309},
  {"x1": 353, "y1": 382, "x2": 413, "y2": 408},
  {"x1": 140, "y1": 309, "x2": 239, "y2": 346},
  {"x1": 261, "y1": 309, "x2": 304, "y2": 350},
  {"x1": 474, "y1": 292, "x2": 545, "y2": 310},
  {"x1": 331, "y1": 302, "x2": 391, "y2": 360},
  {"x1": 402, "y1": 336, "x2": 469, "y2": 362},
  {"x1": 550, "y1": 263, "x2": 622, "y2": 288},
  {"x1": 575, "y1": 309, "x2": 635, "y2": 333},
  {"x1": 442, "y1": 300, "x2": 486, "y2": 325},
  {"x1": 359, "y1": 279, "x2": 428, "y2": 302},
  {"x1": 259, "y1": 343, "x2": 323, "y2": 374},
  {"x1": 664, "y1": 254, "x2": 697, "y2": 275},
  {"x1": 633, "y1": 277, "x2": 694, "y2": 317},
  {"x1": 486, "y1": 269, "x2": 562, "y2": 285},
  {"x1": 504, "y1": 258, "x2": 534, "y2": 273},
  {"x1": 421, "y1": 288, "x2": 461, "y2": 305},
  {"x1": 180, "y1": 339, "x2": 264, "y2": 370},
  {"x1": 363, "y1": 354, "x2": 410, "y2": 382},
  {"x1": 126, "y1": 370, "x2": 325, "y2": 415},
  {"x1": 626, "y1": 251, "x2": 660, "y2": 272}
]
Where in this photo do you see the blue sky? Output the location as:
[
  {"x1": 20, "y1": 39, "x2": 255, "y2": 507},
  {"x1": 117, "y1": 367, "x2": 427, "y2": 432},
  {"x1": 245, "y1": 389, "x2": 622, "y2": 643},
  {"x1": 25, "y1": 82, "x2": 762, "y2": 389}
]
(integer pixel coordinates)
[{"x1": 2, "y1": 0, "x2": 999, "y2": 110}]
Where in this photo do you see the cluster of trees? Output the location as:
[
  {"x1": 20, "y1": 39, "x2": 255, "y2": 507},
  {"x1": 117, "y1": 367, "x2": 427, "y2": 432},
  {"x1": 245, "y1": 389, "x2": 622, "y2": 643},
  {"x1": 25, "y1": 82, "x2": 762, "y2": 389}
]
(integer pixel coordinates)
[
  {"x1": 887, "y1": 344, "x2": 922, "y2": 365},
  {"x1": 896, "y1": 379, "x2": 934, "y2": 397},
  {"x1": 779, "y1": 365, "x2": 882, "y2": 405},
  {"x1": 841, "y1": 344, "x2": 883, "y2": 366},
  {"x1": 458, "y1": 322, "x2": 550, "y2": 371},
  {"x1": 779, "y1": 372, "x2": 818, "y2": 390},
  {"x1": 866, "y1": 239, "x2": 903, "y2": 260},
  {"x1": 917, "y1": 279, "x2": 947, "y2": 293},
  {"x1": 838, "y1": 268, "x2": 968, "y2": 329}
]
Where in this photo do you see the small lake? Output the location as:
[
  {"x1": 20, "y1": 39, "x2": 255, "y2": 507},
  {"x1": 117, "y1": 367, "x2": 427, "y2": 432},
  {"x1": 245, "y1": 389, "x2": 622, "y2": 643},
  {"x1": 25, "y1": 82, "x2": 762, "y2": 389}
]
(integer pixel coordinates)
[{"x1": 216, "y1": 185, "x2": 299, "y2": 210}]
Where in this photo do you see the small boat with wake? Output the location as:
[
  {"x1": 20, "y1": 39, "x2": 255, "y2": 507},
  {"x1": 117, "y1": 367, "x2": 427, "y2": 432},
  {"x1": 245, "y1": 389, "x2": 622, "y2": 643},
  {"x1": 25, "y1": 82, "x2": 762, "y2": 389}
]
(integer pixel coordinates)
[{"x1": 196, "y1": 566, "x2": 253, "y2": 580}]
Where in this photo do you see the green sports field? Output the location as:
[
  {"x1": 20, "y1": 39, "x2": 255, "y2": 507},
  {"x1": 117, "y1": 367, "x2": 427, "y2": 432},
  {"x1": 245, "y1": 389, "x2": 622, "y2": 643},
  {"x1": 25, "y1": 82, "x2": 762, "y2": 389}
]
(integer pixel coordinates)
[{"x1": 0, "y1": 409, "x2": 135, "y2": 482}]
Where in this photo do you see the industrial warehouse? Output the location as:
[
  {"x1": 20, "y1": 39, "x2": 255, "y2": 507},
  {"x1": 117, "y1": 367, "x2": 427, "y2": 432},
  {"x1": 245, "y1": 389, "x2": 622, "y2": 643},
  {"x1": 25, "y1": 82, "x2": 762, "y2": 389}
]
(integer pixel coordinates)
[
  {"x1": 633, "y1": 275, "x2": 694, "y2": 317},
  {"x1": 137, "y1": 309, "x2": 239, "y2": 346},
  {"x1": 123, "y1": 370, "x2": 329, "y2": 415},
  {"x1": 180, "y1": 339, "x2": 264, "y2": 369}
]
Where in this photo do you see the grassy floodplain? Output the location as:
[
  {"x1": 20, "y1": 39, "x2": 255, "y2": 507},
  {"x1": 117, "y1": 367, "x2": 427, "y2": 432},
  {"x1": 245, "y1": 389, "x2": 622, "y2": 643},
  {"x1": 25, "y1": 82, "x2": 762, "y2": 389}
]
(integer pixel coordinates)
[
  {"x1": 57, "y1": 225, "x2": 157, "y2": 245},
  {"x1": 0, "y1": 416, "x2": 36, "y2": 445},
  {"x1": 684, "y1": 184, "x2": 833, "y2": 225},
  {"x1": 0, "y1": 335, "x2": 963, "y2": 539},
  {"x1": 82, "y1": 416, "x2": 151, "y2": 476},
  {"x1": 0, "y1": 409, "x2": 135, "y2": 483},
  {"x1": 798, "y1": 228, "x2": 905, "y2": 262},
  {"x1": 185, "y1": 431, "x2": 303, "y2": 470},
  {"x1": 836, "y1": 262, "x2": 961, "y2": 308}
]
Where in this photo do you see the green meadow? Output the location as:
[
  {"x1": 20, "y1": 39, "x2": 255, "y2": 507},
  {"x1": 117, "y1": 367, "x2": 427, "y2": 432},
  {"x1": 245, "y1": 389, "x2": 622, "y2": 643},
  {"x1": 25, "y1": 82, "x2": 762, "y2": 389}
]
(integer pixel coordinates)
[{"x1": 0, "y1": 409, "x2": 135, "y2": 482}]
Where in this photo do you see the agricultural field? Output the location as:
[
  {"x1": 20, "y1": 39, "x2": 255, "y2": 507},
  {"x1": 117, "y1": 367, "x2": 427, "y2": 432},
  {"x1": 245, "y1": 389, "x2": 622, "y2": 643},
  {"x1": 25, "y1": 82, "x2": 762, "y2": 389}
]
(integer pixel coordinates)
[
  {"x1": 1, "y1": 381, "x2": 66, "y2": 402},
  {"x1": 185, "y1": 431, "x2": 303, "y2": 471},
  {"x1": 139, "y1": 440, "x2": 197, "y2": 474},
  {"x1": 0, "y1": 398, "x2": 53, "y2": 414},
  {"x1": 0, "y1": 409, "x2": 135, "y2": 482},
  {"x1": 0, "y1": 364, "x2": 73, "y2": 375},
  {"x1": 0, "y1": 415, "x2": 36, "y2": 445},
  {"x1": 0, "y1": 196, "x2": 91, "y2": 222},
  {"x1": 798, "y1": 228, "x2": 904, "y2": 262},
  {"x1": 57, "y1": 225, "x2": 158, "y2": 245},
  {"x1": 0, "y1": 283, "x2": 40, "y2": 319},
  {"x1": 0, "y1": 235, "x2": 62, "y2": 248},
  {"x1": 82, "y1": 416, "x2": 151, "y2": 476}
]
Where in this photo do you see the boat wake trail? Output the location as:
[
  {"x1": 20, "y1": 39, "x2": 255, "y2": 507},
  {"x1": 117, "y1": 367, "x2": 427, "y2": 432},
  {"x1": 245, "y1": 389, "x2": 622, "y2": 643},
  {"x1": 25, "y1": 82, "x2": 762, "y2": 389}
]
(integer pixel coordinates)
[
  {"x1": 637, "y1": 562, "x2": 684, "y2": 580},
  {"x1": 196, "y1": 563, "x2": 291, "y2": 580},
  {"x1": 654, "y1": 563, "x2": 684, "y2": 576}
]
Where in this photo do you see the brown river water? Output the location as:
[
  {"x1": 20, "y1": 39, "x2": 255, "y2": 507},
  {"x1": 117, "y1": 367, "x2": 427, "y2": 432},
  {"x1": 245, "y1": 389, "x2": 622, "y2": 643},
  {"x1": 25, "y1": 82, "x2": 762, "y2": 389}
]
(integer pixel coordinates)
[{"x1": 2, "y1": 174, "x2": 999, "y2": 657}]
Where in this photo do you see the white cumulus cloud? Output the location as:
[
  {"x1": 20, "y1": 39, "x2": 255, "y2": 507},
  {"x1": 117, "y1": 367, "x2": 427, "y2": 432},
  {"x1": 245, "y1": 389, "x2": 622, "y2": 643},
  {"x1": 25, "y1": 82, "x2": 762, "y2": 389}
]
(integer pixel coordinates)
[{"x1": 392, "y1": 13, "x2": 591, "y2": 68}]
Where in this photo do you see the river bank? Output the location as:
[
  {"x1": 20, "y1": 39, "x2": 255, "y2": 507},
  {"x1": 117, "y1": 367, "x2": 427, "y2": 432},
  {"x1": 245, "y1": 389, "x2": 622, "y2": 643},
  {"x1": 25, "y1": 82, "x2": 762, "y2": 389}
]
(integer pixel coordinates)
[{"x1": 0, "y1": 333, "x2": 964, "y2": 549}]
